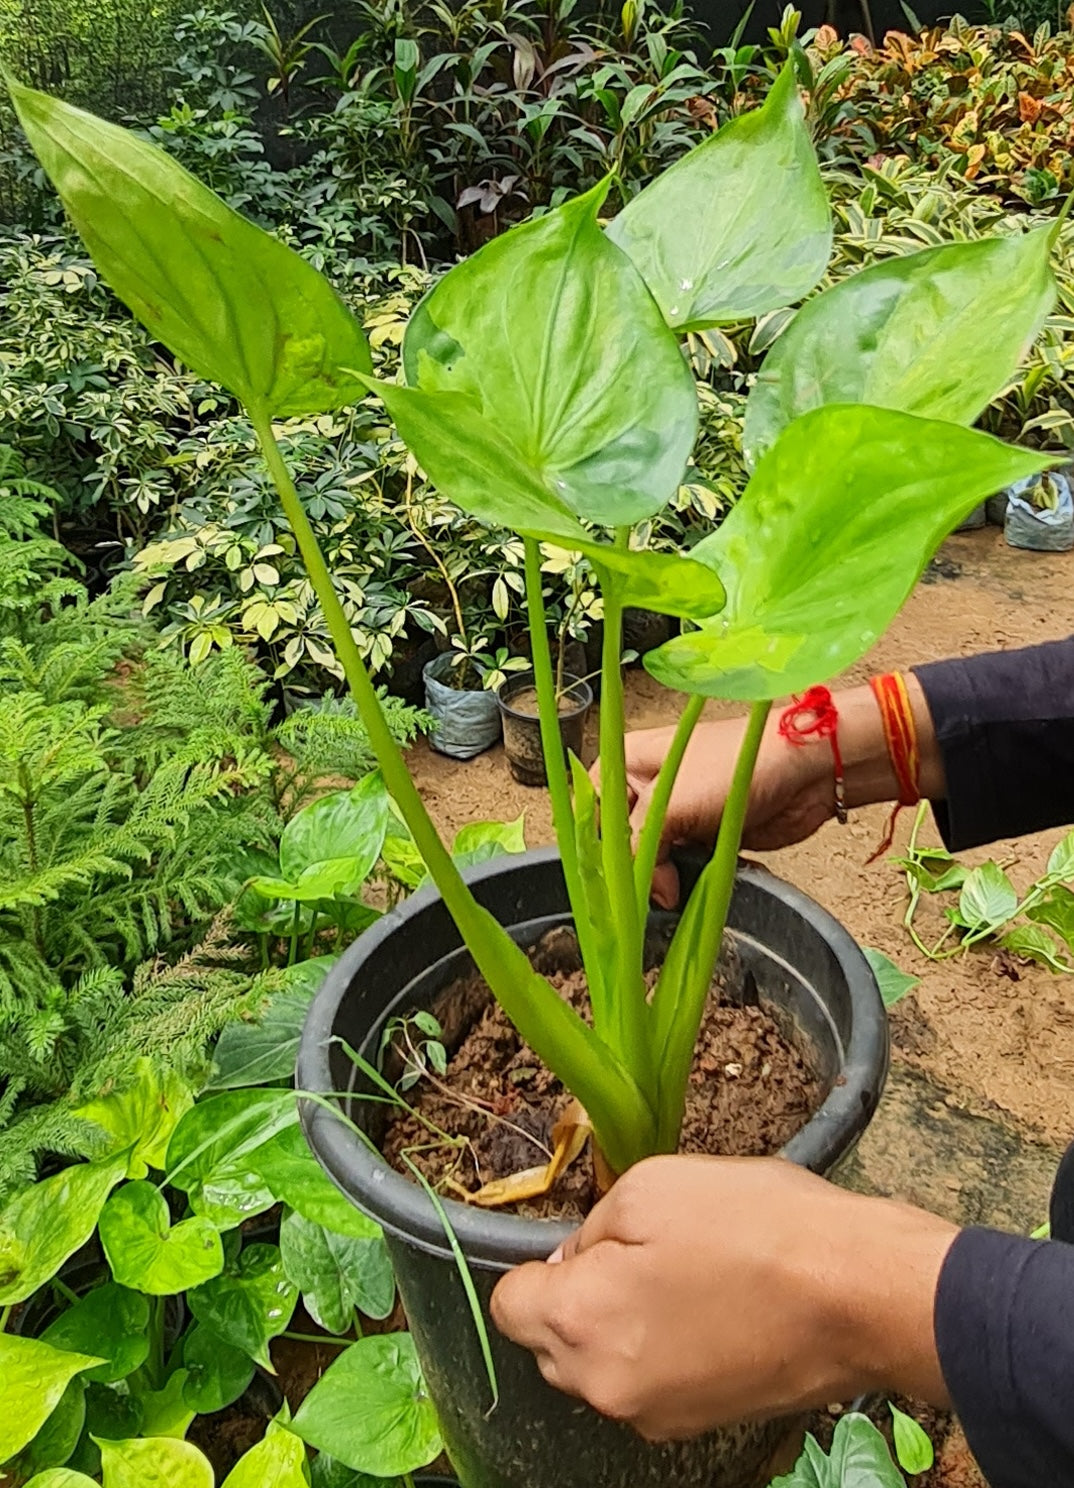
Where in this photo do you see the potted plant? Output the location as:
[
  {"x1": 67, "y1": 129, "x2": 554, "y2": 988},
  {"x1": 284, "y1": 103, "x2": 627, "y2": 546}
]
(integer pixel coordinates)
[{"x1": 13, "y1": 59, "x2": 1060, "y2": 1488}]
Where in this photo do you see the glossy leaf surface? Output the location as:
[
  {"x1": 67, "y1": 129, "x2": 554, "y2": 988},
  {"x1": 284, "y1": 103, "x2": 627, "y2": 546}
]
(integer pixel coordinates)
[
  {"x1": 10, "y1": 81, "x2": 370, "y2": 417},
  {"x1": 861, "y1": 949, "x2": 920, "y2": 1008},
  {"x1": 293, "y1": 1334, "x2": 442, "y2": 1476},
  {"x1": 186, "y1": 1242, "x2": 298, "y2": 1369},
  {"x1": 607, "y1": 64, "x2": 831, "y2": 331},
  {"x1": 280, "y1": 1209, "x2": 395, "y2": 1331},
  {"x1": 166, "y1": 1089, "x2": 297, "y2": 1228},
  {"x1": 0, "y1": 1335, "x2": 102, "y2": 1464},
  {"x1": 402, "y1": 183, "x2": 697, "y2": 529},
  {"x1": 25, "y1": 1471, "x2": 98, "y2": 1487},
  {"x1": 772, "y1": 1413, "x2": 905, "y2": 1486},
  {"x1": 0, "y1": 1156, "x2": 127, "y2": 1304},
  {"x1": 99, "y1": 1181, "x2": 223, "y2": 1294},
  {"x1": 97, "y1": 1436, "x2": 213, "y2": 1488},
  {"x1": 181, "y1": 1324, "x2": 255, "y2": 1413},
  {"x1": 958, "y1": 861, "x2": 1018, "y2": 929},
  {"x1": 371, "y1": 381, "x2": 724, "y2": 621},
  {"x1": 222, "y1": 1421, "x2": 310, "y2": 1488},
  {"x1": 42, "y1": 1283, "x2": 150, "y2": 1384},
  {"x1": 10, "y1": 1378, "x2": 85, "y2": 1478},
  {"x1": 246, "y1": 1121, "x2": 381, "y2": 1238},
  {"x1": 646, "y1": 406, "x2": 1051, "y2": 700},
  {"x1": 279, "y1": 774, "x2": 389, "y2": 887},
  {"x1": 890, "y1": 1404, "x2": 935, "y2": 1474},
  {"x1": 75, "y1": 1060, "x2": 194, "y2": 1177},
  {"x1": 745, "y1": 226, "x2": 1056, "y2": 464}
]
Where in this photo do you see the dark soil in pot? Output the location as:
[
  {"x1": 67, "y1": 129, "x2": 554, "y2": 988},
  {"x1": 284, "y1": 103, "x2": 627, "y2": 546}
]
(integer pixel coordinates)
[
  {"x1": 382, "y1": 924, "x2": 821, "y2": 1217},
  {"x1": 298, "y1": 849, "x2": 888, "y2": 1488},
  {"x1": 496, "y1": 671, "x2": 593, "y2": 788}
]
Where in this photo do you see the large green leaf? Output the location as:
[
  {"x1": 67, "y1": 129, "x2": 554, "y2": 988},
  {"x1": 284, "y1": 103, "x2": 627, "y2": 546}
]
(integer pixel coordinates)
[
  {"x1": 166, "y1": 1089, "x2": 298, "y2": 1229},
  {"x1": 370, "y1": 381, "x2": 725, "y2": 621},
  {"x1": 645, "y1": 405, "x2": 1052, "y2": 701},
  {"x1": 292, "y1": 1335, "x2": 442, "y2": 1477},
  {"x1": 97, "y1": 1436, "x2": 214, "y2": 1488},
  {"x1": 0, "y1": 1335, "x2": 102, "y2": 1464},
  {"x1": 181, "y1": 1324, "x2": 255, "y2": 1414},
  {"x1": 9, "y1": 81, "x2": 370, "y2": 418},
  {"x1": 958, "y1": 861, "x2": 1018, "y2": 930},
  {"x1": 606, "y1": 63, "x2": 831, "y2": 331},
  {"x1": 42, "y1": 1283, "x2": 150, "y2": 1384},
  {"x1": 401, "y1": 181, "x2": 697, "y2": 528},
  {"x1": 744, "y1": 226, "x2": 1057, "y2": 465},
  {"x1": 280, "y1": 1209, "x2": 395, "y2": 1332},
  {"x1": 9, "y1": 1378, "x2": 86, "y2": 1478},
  {"x1": 25, "y1": 1471, "x2": 98, "y2": 1487},
  {"x1": 0, "y1": 1155, "x2": 128, "y2": 1304},
  {"x1": 209, "y1": 958, "x2": 337, "y2": 1090},
  {"x1": 246, "y1": 1122, "x2": 382, "y2": 1239},
  {"x1": 772, "y1": 1414, "x2": 905, "y2": 1486},
  {"x1": 222, "y1": 1421, "x2": 310, "y2": 1488},
  {"x1": 280, "y1": 774, "x2": 389, "y2": 884},
  {"x1": 99, "y1": 1181, "x2": 223, "y2": 1295},
  {"x1": 186, "y1": 1242, "x2": 298, "y2": 1371},
  {"x1": 75, "y1": 1060, "x2": 195, "y2": 1178}
]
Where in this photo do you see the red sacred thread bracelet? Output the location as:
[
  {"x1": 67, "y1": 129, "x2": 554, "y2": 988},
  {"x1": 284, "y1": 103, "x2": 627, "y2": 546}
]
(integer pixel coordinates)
[
  {"x1": 866, "y1": 671, "x2": 922, "y2": 863},
  {"x1": 777, "y1": 685, "x2": 847, "y2": 825}
]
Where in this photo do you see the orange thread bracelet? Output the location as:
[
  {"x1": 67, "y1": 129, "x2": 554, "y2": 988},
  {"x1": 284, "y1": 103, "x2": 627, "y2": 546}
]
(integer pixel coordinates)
[
  {"x1": 777, "y1": 685, "x2": 847, "y2": 825},
  {"x1": 867, "y1": 671, "x2": 921, "y2": 862}
]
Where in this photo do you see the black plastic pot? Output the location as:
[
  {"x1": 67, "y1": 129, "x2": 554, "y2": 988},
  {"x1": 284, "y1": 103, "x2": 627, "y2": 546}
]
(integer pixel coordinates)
[
  {"x1": 496, "y1": 671, "x2": 593, "y2": 786},
  {"x1": 298, "y1": 850, "x2": 888, "y2": 1488}
]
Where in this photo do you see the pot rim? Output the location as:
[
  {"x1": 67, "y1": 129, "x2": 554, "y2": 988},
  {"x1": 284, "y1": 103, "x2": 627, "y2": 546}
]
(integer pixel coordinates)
[
  {"x1": 495, "y1": 669, "x2": 593, "y2": 721},
  {"x1": 297, "y1": 847, "x2": 888, "y2": 1271}
]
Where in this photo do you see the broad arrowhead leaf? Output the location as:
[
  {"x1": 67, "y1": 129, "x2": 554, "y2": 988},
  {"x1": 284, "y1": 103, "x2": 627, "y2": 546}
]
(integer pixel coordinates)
[
  {"x1": 186, "y1": 1242, "x2": 298, "y2": 1370},
  {"x1": 745, "y1": 225, "x2": 1056, "y2": 465},
  {"x1": 280, "y1": 1209, "x2": 395, "y2": 1332},
  {"x1": 279, "y1": 774, "x2": 390, "y2": 885},
  {"x1": 137, "y1": 1369, "x2": 195, "y2": 1439},
  {"x1": 1001, "y1": 924, "x2": 1073, "y2": 971},
  {"x1": 166, "y1": 1089, "x2": 298, "y2": 1229},
  {"x1": 9, "y1": 81, "x2": 371, "y2": 418},
  {"x1": 401, "y1": 180, "x2": 697, "y2": 528},
  {"x1": 645, "y1": 406, "x2": 1052, "y2": 701},
  {"x1": 772, "y1": 1413, "x2": 905, "y2": 1485},
  {"x1": 607, "y1": 63, "x2": 831, "y2": 331},
  {"x1": 222, "y1": 1420, "x2": 310, "y2": 1488},
  {"x1": 209, "y1": 957, "x2": 337, "y2": 1090},
  {"x1": 1047, "y1": 829, "x2": 1074, "y2": 880},
  {"x1": 958, "y1": 861, "x2": 1018, "y2": 930},
  {"x1": 75, "y1": 1059, "x2": 195, "y2": 1177},
  {"x1": 0, "y1": 1335, "x2": 102, "y2": 1464},
  {"x1": 42, "y1": 1283, "x2": 150, "y2": 1384},
  {"x1": 99, "y1": 1181, "x2": 223, "y2": 1295},
  {"x1": 292, "y1": 1334, "x2": 442, "y2": 1476},
  {"x1": 1028, "y1": 884, "x2": 1074, "y2": 947},
  {"x1": 369, "y1": 381, "x2": 725, "y2": 621},
  {"x1": 97, "y1": 1435, "x2": 213, "y2": 1488},
  {"x1": 0, "y1": 1155, "x2": 128, "y2": 1304},
  {"x1": 246, "y1": 1121, "x2": 381, "y2": 1238}
]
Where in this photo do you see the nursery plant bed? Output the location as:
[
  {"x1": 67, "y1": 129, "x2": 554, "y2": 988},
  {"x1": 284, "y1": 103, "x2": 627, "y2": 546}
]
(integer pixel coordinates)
[{"x1": 299, "y1": 848, "x2": 888, "y2": 1488}]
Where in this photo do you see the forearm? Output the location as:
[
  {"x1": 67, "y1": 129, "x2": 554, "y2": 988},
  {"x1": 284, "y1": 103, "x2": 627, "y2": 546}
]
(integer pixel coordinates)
[{"x1": 834, "y1": 675, "x2": 945, "y2": 809}]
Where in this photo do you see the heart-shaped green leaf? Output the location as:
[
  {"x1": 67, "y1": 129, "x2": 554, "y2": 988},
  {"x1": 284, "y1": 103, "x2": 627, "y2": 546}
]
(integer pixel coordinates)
[
  {"x1": 607, "y1": 63, "x2": 831, "y2": 331},
  {"x1": 280, "y1": 1210, "x2": 395, "y2": 1333},
  {"x1": 744, "y1": 226, "x2": 1056, "y2": 465},
  {"x1": 187, "y1": 1242, "x2": 297, "y2": 1370},
  {"x1": 0, "y1": 1156, "x2": 128, "y2": 1305},
  {"x1": 75, "y1": 1059, "x2": 194, "y2": 1178},
  {"x1": 136, "y1": 1368, "x2": 196, "y2": 1439},
  {"x1": 959, "y1": 861, "x2": 1018, "y2": 930},
  {"x1": 9, "y1": 81, "x2": 371, "y2": 418},
  {"x1": 97, "y1": 1435, "x2": 213, "y2": 1488},
  {"x1": 25, "y1": 1471, "x2": 99, "y2": 1487},
  {"x1": 181, "y1": 1324, "x2": 255, "y2": 1414},
  {"x1": 292, "y1": 1334, "x2": 442, "y2": 1477},
  {"x1": 209, "y1": 958, "x2": 337, "y2": 1091},
  {"x1": 280, "y1": 774, "x2": 390, "y2": 884},
  {"x1": 42, "y1": 1283, "x2": 150, "y2": 1384},
  {"x1": 402, "y1": 180, "x2": 697, "y2": 528},
  {"x1": 0, "y1": 1335, "x2": 102, "y2": 1464},
  {"x1": 99, "y1": 1181, "x2": 223, "y2": 1295},
  {"x1": 369, "y1": 381, "x2": 724, "y2": 621},
  {"x1": 247, "y1": 1123, "x2": 381, "y2": 1239},
  {"x1": 772, "y1": 1413, "x2": 904, "y2": 1486},
  {"x1": 645, "y1": 405, "x2": 1052, "y2": 700},
  {"x1": 9, "y1": 1378, "x2": 86, "y2": 1478},
  {"x1": 222, "y1": 1420, "x2": 310, "y2": 1488},
  {"x1": 861, "y1": 949, "x2": 920, "y2": 1009},
  {"x1": 166, "y1": 1089, "x2": 298, "y2": 1229}
]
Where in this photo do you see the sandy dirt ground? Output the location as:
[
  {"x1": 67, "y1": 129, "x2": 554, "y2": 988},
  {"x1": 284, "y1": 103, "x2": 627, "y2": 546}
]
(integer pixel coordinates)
[{"x1": 409, "y1": 527, "x2": 1074, "y2": 1153}]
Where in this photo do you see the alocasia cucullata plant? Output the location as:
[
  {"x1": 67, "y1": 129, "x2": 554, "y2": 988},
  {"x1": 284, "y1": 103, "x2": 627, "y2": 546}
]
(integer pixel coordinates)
[{"x1": 9, "y1": 65, "x2": 1059, "y2": 1174}]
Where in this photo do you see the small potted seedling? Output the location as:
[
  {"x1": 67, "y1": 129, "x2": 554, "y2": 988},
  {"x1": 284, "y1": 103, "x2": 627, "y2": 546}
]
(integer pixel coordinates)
[{"x1": 14, "y1": 61, "x2": 1060, "y2": 1488}]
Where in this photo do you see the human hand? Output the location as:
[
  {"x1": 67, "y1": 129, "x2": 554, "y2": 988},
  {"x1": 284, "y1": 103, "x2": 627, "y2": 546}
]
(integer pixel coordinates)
[
  {"x1": 612, "y1": 713, "x2": 836, "y2": 908},
  {"x1": 491, "y1": 1155, "x2": 957, "y2": 1442}
]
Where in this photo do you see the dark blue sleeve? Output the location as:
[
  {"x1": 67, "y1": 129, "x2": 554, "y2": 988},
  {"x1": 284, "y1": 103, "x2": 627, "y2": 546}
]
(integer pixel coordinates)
[
  {"x1": 912, "y1": 636, "x2": 1074, "y2": 850},
  {"x1": 934, "y1": 1227, "x2": 1074, "y2": 1487}
]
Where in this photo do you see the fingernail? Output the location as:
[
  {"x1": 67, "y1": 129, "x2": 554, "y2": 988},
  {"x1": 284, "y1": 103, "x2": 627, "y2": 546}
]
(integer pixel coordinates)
[{"x1": 547, "y1": 1245, "x2": 565, "y2": 1265}]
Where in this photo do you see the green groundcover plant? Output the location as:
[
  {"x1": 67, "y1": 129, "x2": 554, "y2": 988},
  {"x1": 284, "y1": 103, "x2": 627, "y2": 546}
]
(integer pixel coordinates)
[{"x1": 8, "y1": 62, "x2": 1063, "y2": 1177}]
